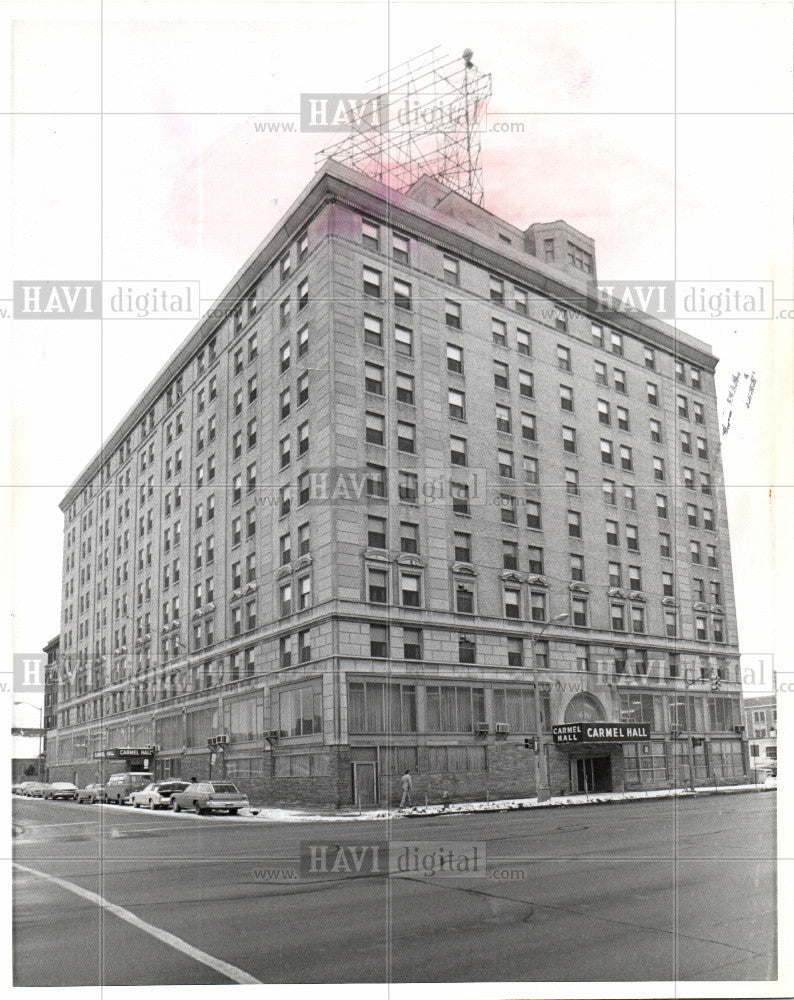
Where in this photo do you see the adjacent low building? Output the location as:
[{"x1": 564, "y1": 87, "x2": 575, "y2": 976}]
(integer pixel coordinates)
[
  {"x1": 47, "y1": 159, "x2": 747, "y2": 804},
  {"x1": 742, "y1": 694, "x2": 776, "y2": 781}
]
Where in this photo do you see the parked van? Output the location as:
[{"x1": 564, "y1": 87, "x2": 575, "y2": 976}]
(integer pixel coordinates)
[{"x1": 105, "y1": 772, "x2": 154, "y2": 804}]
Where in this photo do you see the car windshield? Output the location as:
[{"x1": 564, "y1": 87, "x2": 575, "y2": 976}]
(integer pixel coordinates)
[
  {"x1": 210, "y1": 784, "x2": 240, "y2": 795},
  {"x1": 141, "y1": 784, "x2": 157, "y2": 792}
]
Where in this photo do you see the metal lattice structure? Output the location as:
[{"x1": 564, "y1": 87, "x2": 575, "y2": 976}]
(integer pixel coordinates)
[{"x1": 316, "y1": 47, "x2": 492, "y2": 205}]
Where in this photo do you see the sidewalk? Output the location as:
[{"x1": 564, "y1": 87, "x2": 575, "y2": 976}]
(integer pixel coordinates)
[{"x1": 236, "y1": 779, "x2": 775, "y2": 823}]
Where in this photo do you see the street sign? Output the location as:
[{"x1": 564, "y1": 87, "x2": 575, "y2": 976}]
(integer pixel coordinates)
[
  {"x1": 92, "y1": 746, "x2": 157, "y2": 759},
  {"x1": 11, "y1": 727, "x2": 45, "y2": 738},
  {"x1": 552, "y1": 723, "x2": 651, "y2": 744}
]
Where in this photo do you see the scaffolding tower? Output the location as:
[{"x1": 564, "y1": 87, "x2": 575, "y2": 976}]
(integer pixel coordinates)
[{"x1": 316, "y1": 47, "x2": 492, "y2": 206}]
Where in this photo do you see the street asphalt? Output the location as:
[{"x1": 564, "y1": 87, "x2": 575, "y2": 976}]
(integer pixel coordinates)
[{"x1": 12, "y1": 790, "x2": 776, "y2": 985}]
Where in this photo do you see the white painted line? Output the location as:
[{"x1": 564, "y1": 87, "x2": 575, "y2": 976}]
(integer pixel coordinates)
[{"x1": 12, "y1": 862, "x2": 262, "y2": 985}]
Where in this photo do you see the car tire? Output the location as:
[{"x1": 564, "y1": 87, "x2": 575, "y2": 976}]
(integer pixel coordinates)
[
  {"x1": 172, "y1": 801, "x2": 181, "y2": 812},
  {"x1": 228, "y1": 809, "x2": 238, "y2": 816}
]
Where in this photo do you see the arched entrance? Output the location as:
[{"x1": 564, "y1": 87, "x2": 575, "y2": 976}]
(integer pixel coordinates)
[{"x1": 562, "y1": 694, "x2": 613, "y2": 793}]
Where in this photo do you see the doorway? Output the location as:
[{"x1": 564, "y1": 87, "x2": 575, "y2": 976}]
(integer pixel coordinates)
[
  {"x1": 572, "y1": 755, "x2": 612, "y2": 793},
  {"x1": 352, "y1": 762, "x2": 377, "y2": 806}
]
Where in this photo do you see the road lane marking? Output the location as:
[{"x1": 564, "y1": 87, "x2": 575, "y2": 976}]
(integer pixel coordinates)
[{"x1": 12, "y1": 862, "x2": 263, "y2": 985}]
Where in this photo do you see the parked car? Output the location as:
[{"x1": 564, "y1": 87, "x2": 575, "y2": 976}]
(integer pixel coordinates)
[
  {"x1": 44, "y1": 781, "x2": 79, "y2": 800},
  {"x1": 27, "y1": 782, "x2": 50, "y2": 797},
  {"x1": 104, "y1": 772, "x2": 154, "y2": 805},
  {"x1": 171, "y1": 782, "x2": 249, "y2": 815},
  {"x1": 11, "y1": 782, "x2": 24, "y2": 794},
  {"x1": 17, "y1": 781, "x2": 39, "y2": 796},
  {"x1": 76, "y1": 783, "x2": 107, "y2": 804},
  {"x1": 131, "y1": 781, "x2": 189, "y2": 809}
]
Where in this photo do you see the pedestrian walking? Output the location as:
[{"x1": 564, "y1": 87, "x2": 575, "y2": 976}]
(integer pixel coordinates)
[{"x1": 399, "y1": 769, "x2": 413, "y2": 808}]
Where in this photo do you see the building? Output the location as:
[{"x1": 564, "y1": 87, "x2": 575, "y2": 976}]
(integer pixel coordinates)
[
  {"x1": 43, "y1": 635, "x2": 60, "y2": 733},
  {"x1": 47, "y1": 158, "x2": 747, "y2": 805},
  {"x1": 742, "y1": 694, "x2": 776, "y2": 781}
]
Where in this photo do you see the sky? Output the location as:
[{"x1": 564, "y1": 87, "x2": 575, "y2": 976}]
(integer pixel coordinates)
[{"x1": 3, "y1": 1, "x2": 793, "y2": 762}]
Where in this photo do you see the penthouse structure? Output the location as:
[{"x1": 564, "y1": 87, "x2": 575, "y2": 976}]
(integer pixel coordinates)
[{"x1": 48, "y1": 159, "x2": 747, "y2": 804}]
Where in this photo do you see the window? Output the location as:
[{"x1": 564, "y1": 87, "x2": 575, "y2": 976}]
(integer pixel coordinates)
[
  {"x1": 492, "y1": 318, "x2": 507, "y2": 346},
  {"x1": 443, "y1": 255, "x2": 459, "y2": 285},
  {"x1": 600, "y1": 439, "x2": 614, "y2": 465},
  {"x1": 611, "y1": 602, "x2": 625, "y2": 631},
  {"x1": 368, "y1": 515, "x2": 386, "y2": 550},
  {"x1": 514, "y1": 286, "x2": 528, "y2": 316},
  {"x1": 507, "y1": 638, "x2": 524, "y2": 666},
  {"x1": 610, "y1": 331, "x2": 623, "y2": 356},
  {"x1": 362, "y1": 218, "x2": 380, "y2": 249},
  {"x1": 656, "y1": 494, "x2": 668, "y2": 519},
  {"x1": 517, "y1": 369, "x2": 534, "y2": 399},
  {"x1": 616, "y1": 406, "x2": 630, "y2": 431},
  {"x1": 565, "y1": 468, "x2": 579, "y2": 496},
  {"x1": 500, "y1": 494, "x2": 517, "y2": 524},
  {"x1": 455, "y1": 582, "x2": 474, "y2": 613},
  {"x1": 454, "y1": 532, "x2": 472, "y2": 562},
  {"x1": 694, "y1": 577, "x2": 706, "y2": 602},
  {"x1": 707, "y1": 544, "x2": 718, "y2": 568},
  {"x1": 703, "y1": 508, "x2": 715, "y2": 531},
  {"x1": 365, "y1": 412, "x2": 385, "y2": 446},
  {"x1": 397, "y1": 421, "x2": 416, "y2": 453},
  {"x1": 495, "y1": 404, "x2": 512, "y2": 435},
  {"x1": 393, "y1": 278, "x2": 412, "y2": 310},
  {"x1": 363, "y1": 266, "x2": 381, "y2": 298},
  {"x1": 647, "y1": 382, "x2": 659, "y2": 406},
  {"x1": 368, "y1": 568, "x2": 388, "y2": 604},
  {"x1": 700, "y1": 472, "x2": 712, "y2": 496},
  {"x1": 595, "y1": 360, "x2": 608, "y2": 385},
  {"x1": 572, "y1": 596, "x2": 588, "y2": 627},
  {"x1": 690, "y1": 540, "x2": 702, "y2": 564},
  {"x1": 452, "y1": 482, "x2": 470, "y2": 515},
  {"x1": 365, "y1": 362, "x2": 383, "y2": 395},
  {"x1": 279, "y1": 532, "x2": 292, "y2": 565},
  {"x1": 450, "y1": 434, "x2": 467, "y2": 467},
  {"x1": 570, "y1": 553, "x2": 584, "y2": 581},
  {"x1": 683, "y1": 467, "x2": 695, "y2": 489},
  {"x1": 504, "y1": 540, "x2": 519, "y2": 570},
  {"x1": 660, "y1": 532, "x2": 672, "y2": 558},
  {"x1": 280, "y1": 387, "x2": 291, "y2": 420},
  {"x1": 631, "y1": 606, "x2": 645, "y2": 634},
  {"x1": 526, "y1": 501, "x2": 541, "y2": 530},
  {"x1": 678, "y1": 394, "x2": 689, "y2": 419},
  {"x1": 396, "y1": 626, "x2": 421, "y2": 663},
  {"x1": 446, "y1": 343, "x2": 463, "y2": 374},
  {"x1": 653, "y1": 457, "x2": 665, "y2": 482},
  {"x1": 498, "y1": 448, "x2": 514, "y2": 478},
  {"x1": 445, "y1": 299, "x2": 462, "y2": 329},
  {"x1": 521, "y1": 413, "x2": 536, "y2": 442},
  {"x1": 713, "y1": 619, "x2": 724, "y2": 643},
  {"x1": 246, "y1": 462, "x2": 257, "y2": 492},
  {"x1": 608, "y1": 561, "x2": 622, "y2": 587},
  {"x1": 560, "y1": 385, "x2": 574, "y2": 411},
  {"x1": 396, "y1": 372, "x2": 414, "y2": 404},
  {"x1": 614, "y1": 368, "x2": 626, "y2": 393},
  {"x1": 398, "y1": 471, "x2": 418, "y2": 504},
  {"x1": 279, "y1": 484, "x2": 291, "y2": 517},
  {"x1": 557, "y1": 344, "x2": 571, "y2": 371},
  {"x1": 489, "y1": 276, "x2": 504, "y2": 303},
  {"x1": 459, "y1": 636, "x2": 476, "y2": 664},
  {"x1": 565, "y1": 510, "x2": 581, "y2": 539},
  {"x1": 602, "y1": 479, "x2": 616, "y2": 505},
  {"x1": 494, "y1": 360, "x2": 510, "y2": 389},
  {"x1": 693, "y1": 401, "x2": 704, "y2": 425},
  {"x1": 562, "y1": 426, "x2": 576, "y2": 453},
  {"x1": 400, "y1": 521, "x2": 419, "y2": 554},
  {"x1": 523, "y1": 455, "x2": 539, "y2": 484},
  {"x1": 619, "y1": 445, "x2": 633, "y2": 471},
  {"x1": 395, "y1": 325, "x2": 413, "y2": 356},
  {"x1": 364, "y1": 314, "x2": 383, "y2": 346},
  {"x1": 626, "y1": 525, "x2": 639, "y2": 552},
  {"x1": 297, "y1": 371, "x2": 309, "y2": 407},
  {"x1": 448, "y1": 388, "x2": 465, "y2": 420},
  {"x1": 280, "y1": 581, "x2": 292, "y2": 616},
  {"x1": 297, "y1": 522, "x2": 310, "y2": 557},
  {"x1": 695, "y1": 616, "x2": 707, "y2": 640},
  {"x1": 597, "y1": 399, "x2": 611, "y2": 425},
  {"x1": 297, "y1": 421, "x2": 309, "y2": 457},
  {"x1": 392, "y1": 232, "x2": 410, "y2": 263},
  {"x1": 517, "y1": 328, "x2": 531, "y2": 356},
  {"x1": 504, "y1": 588, "x2": 521, "y2": 619},
  {"x1": 591, "y1": 323, "x2": 604, "y2": 348},
  {"x1": 623, "y1": 484, "x2": 636, "y2": 511},
  {"x1": 676, "y1": 360, "x2": 685, "y2": 384},
  {"x1": 662, "y1": 571, "x2": 674, "y2": 597},
  {"x1": 606, "y1": 520, "x2": 619, "y2": 546},
  {"x1": 553, "y1": 308, "x2": 568, "y2": 333},
  {"x1": 697, "y1": 437, "x2": 709, "y2": 460}
]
